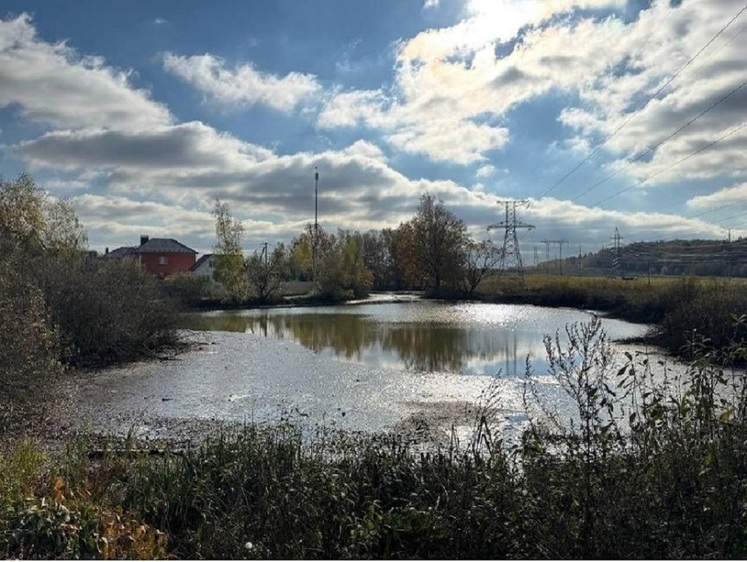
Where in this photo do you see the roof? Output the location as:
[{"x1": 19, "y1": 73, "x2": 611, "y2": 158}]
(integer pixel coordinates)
[
  {"x1": 105, "y1": 246, "x2": 137, "y2": 259},
  {"x1": 189, "y1": 253, "x2": 215, "y2": 272},
  {"x1": 137, "y1": 238, "x2": 197, "y2": 254}
]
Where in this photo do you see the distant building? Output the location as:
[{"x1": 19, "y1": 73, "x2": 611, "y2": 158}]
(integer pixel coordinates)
[
  {"x1": 136, "y1": 236, "x2": 197, "y2": 277},
  {"x1": 189, "y1": 253, "x2": 216, "y2": 279},
  {"x1": 103, "y1": 246, "x2": 137, "y2": 260},
  {"x1": 105, "y1": 235, "x2": 197, "y2": 277}
]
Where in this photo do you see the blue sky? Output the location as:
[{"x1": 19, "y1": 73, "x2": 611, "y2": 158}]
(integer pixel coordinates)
[{"x1": 1, "y1": 0, "x2": 745, "y2": 258}]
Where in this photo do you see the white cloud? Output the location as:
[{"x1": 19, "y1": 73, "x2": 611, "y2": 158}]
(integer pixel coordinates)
[
  {"x1": 559, "y1": 0, "x2": 747, "y2": 187},
  {"x1": 0, "y1": 13, "x2": 172, "y2": 130},
  {"x1": 318, "y1": 0, "x2": 747, "y2": 191},
  {"x1": 15, "y1": 122, "x2": 273, "y2": 173},
  {"x1": 163, "y1": 52, "x2": 321, "y2": 112},
  {"x1": 686, "y1": 182, "x2": 747, "y2": 209},
  {"x1": 318, "y1": 0, "x2": 629, "y2": 165}
]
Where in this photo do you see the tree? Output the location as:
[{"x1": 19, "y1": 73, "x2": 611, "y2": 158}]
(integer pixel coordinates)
[
  {"x1": 387, "y1": 223, "x2": 420, "y2": 289},
  {"x1": 332, "y1": 230, "x2": 372, "y2": 298},
  {"x1": 462, "y1": 240, "x2": 500, "y2": 295},
  {"x1": 0, "y1": 174, "x2": 87, "y2": 257},
  {"x1": 42, "y1": 197, "x2": 88, "y2": 255},
  {"x1": 289, "y1": 226, "x2": 372, "y2": 298},
  {"x1": 410, "y1": 193, "x2": 468, "y2": 291},
  {"x1": 213, "y1": 200, "x2": 248, "y2": 303},
  {"x1": 361, "y1": 230, "x2": 387, "y2": 289},
  {"x1": 246, "y1": 243, "x2": 290, "y2": 303}
]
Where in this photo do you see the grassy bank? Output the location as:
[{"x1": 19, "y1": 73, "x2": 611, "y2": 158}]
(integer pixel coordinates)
[{"x1": 2, "y1": 320, "x2": 746, "y2": 559}]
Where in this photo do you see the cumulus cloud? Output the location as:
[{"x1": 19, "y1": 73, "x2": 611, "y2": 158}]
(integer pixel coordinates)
[
  {"x1": 318, "y1": 0, "x2": 747, "y2": 193},
  {"x1": 559, "y1": 0, "x2": 747, "y2": 188},
  {"x1": 15, "y1": 122, "x2": 273, "y2": 172},
  {"x1": 318, "y1": 0, "x2": 629, "y2": 165},
  {"x1": 0, "y1": 13, "x2": 172, "y2": 130},
  {"x1": 163, "y1": 52, "x2": 321, "y2": 112},
  {"x1": 686, "y1": 182, "x2": 747, "y2": 209}
]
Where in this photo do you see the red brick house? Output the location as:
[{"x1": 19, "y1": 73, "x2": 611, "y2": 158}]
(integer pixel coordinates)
[{"x1": 136, "y1": 236, "x2": 197, "y2": 277}]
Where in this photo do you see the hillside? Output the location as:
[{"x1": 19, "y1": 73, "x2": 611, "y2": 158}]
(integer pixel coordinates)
[{"x1": 532, "y1": 238, "x2": 747, "y2": 278}]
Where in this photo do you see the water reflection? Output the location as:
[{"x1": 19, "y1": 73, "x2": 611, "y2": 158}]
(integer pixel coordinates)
[{"x1": 183, "y1": 302, "x2": 647, "y2": 377}]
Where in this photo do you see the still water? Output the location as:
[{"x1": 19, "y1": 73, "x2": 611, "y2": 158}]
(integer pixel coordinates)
[
  {"x1": 68, "y1": 300, "x2": 652, "y2": 444},
  {"x1": 183, "y1": 301, "x2": 648, "y2": 378}
]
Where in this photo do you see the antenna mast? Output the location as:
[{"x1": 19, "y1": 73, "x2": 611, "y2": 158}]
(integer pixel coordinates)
[{"x1": 313, "y1": 167, "x2": 319, "y2": 292}]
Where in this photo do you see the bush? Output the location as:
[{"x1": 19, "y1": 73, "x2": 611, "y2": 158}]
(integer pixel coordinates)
[
  {"x1": 0, "y1": 174, "x2": 181, "y2": 371},
  {"x1": 657, "y1": 278, "x2": 747, "y2": 359},
  {"x1": 0, "y1": 258, "x2": 61, "y2": 398},
  {"x1": 160, "y1": 272, "x2": 211, "y2": 307},
  {"x1": 33, "y1": 257, "x2": 180, "y2": 368}
]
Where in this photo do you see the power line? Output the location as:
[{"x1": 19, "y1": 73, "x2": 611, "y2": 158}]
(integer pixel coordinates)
[
  {"x1": 688, "y1": 199, "x2": 747, "y2": 220},
  {"x1": 539, "y1": 0, "x2": 747, "y2": 199},
  {"x1": 718, "y1": 209, "x2": 747, "y2": 225},
  {"x1": 571, "y1": 76, "x2": 747, "y2": 202},
  {"x1": 590, "y1": 121, "x2": 747, "y2": 207}
]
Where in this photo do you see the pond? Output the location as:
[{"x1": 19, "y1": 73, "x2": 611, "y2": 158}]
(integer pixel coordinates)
[
  {"x1": 181, "y1": 301, "x2": 648, "y2": 377},
  {"x1": 66, "y1": 299, "x2": 654, "y2": 446}
]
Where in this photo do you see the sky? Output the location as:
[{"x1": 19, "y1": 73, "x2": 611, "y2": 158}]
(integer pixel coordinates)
[{"x1": 1, "y1": 0, "x2": 746, "y2": 259}]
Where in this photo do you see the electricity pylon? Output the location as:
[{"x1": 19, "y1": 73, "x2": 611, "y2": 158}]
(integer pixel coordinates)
[
  {"x1": 541, "y1": 239, "x2": 569, "y2": 275},
  {"x1": 611, "y1": 227, "x2": 624, "y2": 277},
  {"x1": 488, "y1": 200, "x2": 535, "y2": 282}
]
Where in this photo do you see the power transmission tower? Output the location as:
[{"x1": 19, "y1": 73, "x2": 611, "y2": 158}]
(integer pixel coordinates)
[
  {"x1": 541, "y1": 240, "x2": 569, "y2": 275},
  {"x1": 611, "y1": 227, "x2": 624, "y2": 277},
  {"x1": 533, "y1": 246, "x2": 539, "y2": 267},
  {"x1": 488, "y1": 200, "x2": 535, "y2": 282}
]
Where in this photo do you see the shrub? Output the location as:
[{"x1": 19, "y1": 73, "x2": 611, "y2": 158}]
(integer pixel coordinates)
[
  {"x1": 0, "y1": 258, "x2": 61, "y2": 399},
  {"x1": 160, "y1": 272, "x2": 211, "y2": 307},
  {"x1": 34, "y1": 257, "x2": 180, "y2": 367}
]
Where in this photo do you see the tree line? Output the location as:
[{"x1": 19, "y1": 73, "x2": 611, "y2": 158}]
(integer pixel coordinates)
[{"x1": 213, "y1": 193, "x2": 501, "y2": 303}]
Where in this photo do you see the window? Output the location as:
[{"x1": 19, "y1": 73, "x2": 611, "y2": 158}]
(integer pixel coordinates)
[{"x1": 159, "y1": 256, "x2": 168, "y2": 265}]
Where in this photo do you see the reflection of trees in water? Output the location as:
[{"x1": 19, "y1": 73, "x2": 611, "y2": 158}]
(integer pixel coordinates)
[
  {"x1": 274, "y1": 314, "x2": 367, "y2": 360},
  {"x1": 378, "y1": 324, "x2": 464, "y2": 372},
  {"x1": 379, "y1": 324, "x2": 531, "y2": 375},
  {"x1": 192, "y1": 312, "x2": 536, "y2": 375}
]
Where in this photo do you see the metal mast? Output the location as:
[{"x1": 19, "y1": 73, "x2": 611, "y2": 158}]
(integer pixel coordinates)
[
  {"x1": 312, "y1": 167, "x2": 319, "y2": 292},
  {"x1": 487, "y1": 200, "x2": 535, "y2": 282}
]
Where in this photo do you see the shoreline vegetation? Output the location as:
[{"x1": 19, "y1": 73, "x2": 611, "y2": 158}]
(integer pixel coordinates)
[{"x1": 2, "y1": 174, "x2": 747, "y2": 558}]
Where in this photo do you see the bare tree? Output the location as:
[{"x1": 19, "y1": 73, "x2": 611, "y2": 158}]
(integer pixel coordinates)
[
  {"x1": 246, "y1": 243, "x2": 289, "y2": 303},
  {"x1": 462, "y1": 240, "x2": 501, "y2": 296}
]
